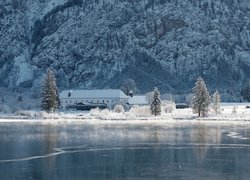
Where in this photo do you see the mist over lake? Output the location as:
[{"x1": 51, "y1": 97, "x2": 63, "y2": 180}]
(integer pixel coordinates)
[{"x1": 0, "y1": 120, "x2": 249, "y2": 180}]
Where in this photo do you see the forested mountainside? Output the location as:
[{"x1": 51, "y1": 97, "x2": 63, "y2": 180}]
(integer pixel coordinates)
[{"x1": 0, "y1": 0, "x2": 250, "y2": 100}]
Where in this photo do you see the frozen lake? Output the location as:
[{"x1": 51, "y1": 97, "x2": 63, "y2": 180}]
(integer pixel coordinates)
[{"x1": 0, "y1": 120, "x2": 250, "y2": 179}]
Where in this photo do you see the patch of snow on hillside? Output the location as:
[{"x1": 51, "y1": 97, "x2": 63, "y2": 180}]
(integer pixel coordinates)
[
  {"x1": 13, "y1": 53, "x2": 33, "y2": 86},
  {"x1": 42, "y1": 0, "x2": 67, "y2": 17}
]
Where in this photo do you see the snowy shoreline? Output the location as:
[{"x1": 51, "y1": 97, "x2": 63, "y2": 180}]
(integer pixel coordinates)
[
  {"x1": 1, "y1": 103, "x2": 250, "y2": 124},
  {"x1": 0, "y1": 116, "x2": 250, "y2": 124}
]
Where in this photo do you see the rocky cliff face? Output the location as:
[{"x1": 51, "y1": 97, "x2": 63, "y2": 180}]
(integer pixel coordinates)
[{"x1": 0, "y1": 0, "x2": 250, "y2": 99}]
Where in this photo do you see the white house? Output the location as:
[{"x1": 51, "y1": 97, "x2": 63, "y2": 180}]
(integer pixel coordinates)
[
  {"x1": 128, "y1": 96, "x2": 148, "y2": 106},
  {"x1": 60, "y1": 89, "x2": 129, "y2": 110}
]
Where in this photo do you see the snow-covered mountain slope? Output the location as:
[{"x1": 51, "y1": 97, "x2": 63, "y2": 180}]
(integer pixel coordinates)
[{"x1": 0, "y1": 0, "x2": 250, "y2": 98}]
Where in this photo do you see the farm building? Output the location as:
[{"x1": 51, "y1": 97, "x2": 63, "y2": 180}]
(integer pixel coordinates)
[
  {"x1": 128, "y1": 96, "x2": 148, "y2": 107},
  {"x1": 59, "y1": 89, "x2": 129, "y2": 110}
]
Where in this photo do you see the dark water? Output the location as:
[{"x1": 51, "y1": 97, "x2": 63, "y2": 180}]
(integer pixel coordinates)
[{"x1": 0, "y1": 121, "x2": 250, "y2": 180}]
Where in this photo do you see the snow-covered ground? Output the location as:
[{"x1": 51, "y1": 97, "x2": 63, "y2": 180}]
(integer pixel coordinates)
[
  {"x1": 1, "y1": 103, "x2": 250, "y2": 123},
  {"x1": 173, "y1": 103, "x2": 250, "y2": 121}
]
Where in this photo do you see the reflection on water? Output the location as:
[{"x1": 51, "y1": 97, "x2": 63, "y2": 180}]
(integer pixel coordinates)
[
  {"x1": 191, "y1": 123, "x2": 221, "y2": 160},
  {"x1": 43, "y1": 124, "x2": 58, "y2": 179},
  {"x1": 0, "y1": 121, "x2": 249, "y2": 180}
]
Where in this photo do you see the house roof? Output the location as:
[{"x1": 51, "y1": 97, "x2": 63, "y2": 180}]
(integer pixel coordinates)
[
  {"x1": 60, "y1": 89, "x2": 129, "y2": 99},
  {"x1": 128, "y1": 96, "x2": 148, "y2": 105}
]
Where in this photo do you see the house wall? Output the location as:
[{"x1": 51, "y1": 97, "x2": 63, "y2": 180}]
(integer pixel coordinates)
[{"x1": 60, "y1": 97, "x2": 128, "y2": 110}]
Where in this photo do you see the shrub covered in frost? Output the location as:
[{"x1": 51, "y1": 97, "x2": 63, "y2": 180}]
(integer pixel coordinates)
[
  {"x1": 36, "y1": 111, "x2": 60, "y2": 119},
  {"x1": 14, "y1": 110, "x2": 39, "y2": 118},
  {"x1": 162, "y1": 100, "x2": 176, "y2": 113},
  {"x1": 38, "y1": 111, "x2": 49, "y2": 118},
  {"x1": 89, "y1": 108, "x2": 101, "y2": 116},
  {"x1": 129, "y1": 105, "x2": 151, "y2": 117},
  {"x1": 114, "y1": 105, "x2": 125, "y2": 113},
  {"x1": 100, "y1": 109, "x2": 111, "y2": 117}
]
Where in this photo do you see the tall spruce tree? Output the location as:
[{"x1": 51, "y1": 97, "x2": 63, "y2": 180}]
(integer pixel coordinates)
[
  {"x1": 150, "y1": 87, "x2": 161, "y2": 116},
  {"x1": 41, "y1": 69, "x2": 59, "y2": 113},
  {"x1": 212, "y1": 90, "x2": 221, "y2": 115},
  {"x1": 192, "y1": 77, "x2": 210, "y2": 117}
]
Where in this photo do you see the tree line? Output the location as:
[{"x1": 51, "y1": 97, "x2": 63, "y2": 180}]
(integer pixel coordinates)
[
  {"x1": 39, "y1": 69, "x2": 222, "y2": 117},
  {"x1": 149, "y1": 77, "x2": 221, "y2": 117}
]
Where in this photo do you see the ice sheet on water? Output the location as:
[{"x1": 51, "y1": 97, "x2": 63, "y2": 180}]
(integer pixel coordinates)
[{"x1": 226, "y1": 132, "x2": 249, "y2": 140}]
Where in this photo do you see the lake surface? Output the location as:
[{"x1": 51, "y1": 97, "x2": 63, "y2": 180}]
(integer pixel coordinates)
[{"x1": 0, "y1": 120, "x2": 250, "y2": 180}]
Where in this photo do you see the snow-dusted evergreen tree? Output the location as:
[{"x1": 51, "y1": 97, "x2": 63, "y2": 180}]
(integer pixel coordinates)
[
  {"x1": 150, "y1": 87, "x2": 161, "y2": 116},
  {"x1": 40, "y1": 69, "x2": 59, "y2": 113},
  {"x1": 232, "y1": 105, "x2": 237, "y2": 115},
  {"x1": 192, "y1": 77, "x2": 211, "y2": 117},
  {"x1": 212, "y1": 90, "x2": 221, "y2": 115}
]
